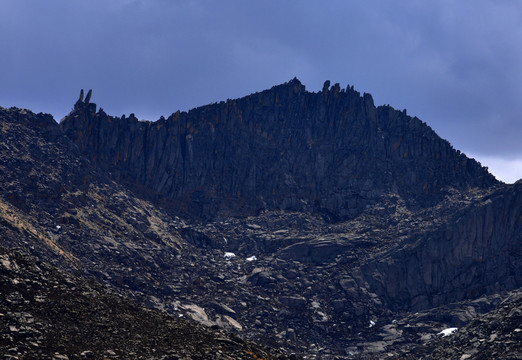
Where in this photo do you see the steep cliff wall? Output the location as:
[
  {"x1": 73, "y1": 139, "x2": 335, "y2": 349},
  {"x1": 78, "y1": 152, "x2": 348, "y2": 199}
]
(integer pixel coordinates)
[
  {"x1": 60, "y1": 79, "x2": 497, "y2": 220},
  {"x1": 363, "y1": 181, "x2": 522, "y2": 311}
]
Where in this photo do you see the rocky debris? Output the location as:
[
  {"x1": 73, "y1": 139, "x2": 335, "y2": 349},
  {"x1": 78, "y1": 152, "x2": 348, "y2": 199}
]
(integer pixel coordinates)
[
  {"x1": 334, "y1": 289, "x2": 521, "y2": 359},
  {"x1": 0, "y1": 247, "x2": 297, "y2": 359},
  {"x1": 361, "y1": 181, "x2": 522, "y2": 311},
  {"x1": 60, "y1": 79, "x2": 497, "y2": 222},
  {"x1": 0, "y1": 105, "x2": 184, "y2": 288},
  {"x1": 415, "y1": 290, "x2": 522, "y2": 359},
  {"x1": 155, "y1": 183, "x2": 519, "y2": 356}
]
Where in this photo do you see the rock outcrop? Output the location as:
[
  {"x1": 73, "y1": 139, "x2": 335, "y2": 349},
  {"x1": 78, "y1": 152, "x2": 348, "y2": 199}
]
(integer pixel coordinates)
[
  {"x1": 417, "y1": 289, "x2": 522, "y2": 360},
  {"x1": 361, "y1": 182, "x2": 522, "y2": 311},
  {"x1": 60, "y1": 79, "x2": 497, "y2": 221}
]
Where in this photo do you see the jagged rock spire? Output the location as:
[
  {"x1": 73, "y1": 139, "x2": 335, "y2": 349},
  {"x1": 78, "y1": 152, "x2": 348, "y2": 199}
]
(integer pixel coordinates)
[
  {"x1": 322, "y1": 80, "x2": 331, "y2": 92},
  {"x1": 75, "y1": 89, "x2": 93, "y2": 105},
  {"x1": 85, "y1": 89, "x2": 92, "y2": 104},
  {"x1": 72, "y1": 89, "x2": 96, "y2": 114}
]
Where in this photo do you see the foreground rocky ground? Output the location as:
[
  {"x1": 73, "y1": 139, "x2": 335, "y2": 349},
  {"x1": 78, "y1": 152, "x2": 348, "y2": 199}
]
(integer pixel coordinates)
[{"x1": 0, "y1": 247, "x2": 296, "y2": 360}]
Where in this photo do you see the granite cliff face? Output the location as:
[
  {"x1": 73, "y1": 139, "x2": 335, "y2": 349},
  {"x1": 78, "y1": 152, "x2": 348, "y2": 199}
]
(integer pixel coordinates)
[
  {"x1": 362, "y1": 181, "x2": 522, "y2": 311},
  {"x1": 60, "y1": 79, "x2": 497, "y2": 221},
  {"x1": 1, "y1": 79, "x2": 520, "y2": 359}
]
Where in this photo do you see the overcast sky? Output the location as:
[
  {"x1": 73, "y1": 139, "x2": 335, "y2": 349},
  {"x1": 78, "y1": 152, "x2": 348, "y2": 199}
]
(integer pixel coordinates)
[{"x1": 1, "y1": 0, "x2": 521, "y2": 182}]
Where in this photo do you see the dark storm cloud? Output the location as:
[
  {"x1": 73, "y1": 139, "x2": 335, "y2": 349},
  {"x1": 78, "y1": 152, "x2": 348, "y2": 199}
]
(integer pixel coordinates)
[{"x1": 1, "y1": 0, "x2": 521, "y2": 181}]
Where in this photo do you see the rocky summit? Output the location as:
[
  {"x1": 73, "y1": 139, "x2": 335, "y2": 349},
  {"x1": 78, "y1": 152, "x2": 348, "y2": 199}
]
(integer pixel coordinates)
[
  {"x1": 60, "y1": 78, "x2": 496, "y2": 221},
  {"x1": 1, "y1": 79, "x2": 520, "y2": 359}
]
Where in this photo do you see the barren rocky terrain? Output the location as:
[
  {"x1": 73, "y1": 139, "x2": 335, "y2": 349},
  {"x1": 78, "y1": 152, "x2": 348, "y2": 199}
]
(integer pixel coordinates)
[
  {"x1": 0, "y1": 247, "x2": 296, "y2": 359},
  {"x1": 1, "y1": 80, "x2": 520, "y2": 358}
]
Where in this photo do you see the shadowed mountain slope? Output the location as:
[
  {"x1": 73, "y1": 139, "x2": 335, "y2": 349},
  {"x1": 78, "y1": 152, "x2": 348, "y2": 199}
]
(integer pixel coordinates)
[{"x1": 60, "y1": 79, "x2": 497, "y2": 221}]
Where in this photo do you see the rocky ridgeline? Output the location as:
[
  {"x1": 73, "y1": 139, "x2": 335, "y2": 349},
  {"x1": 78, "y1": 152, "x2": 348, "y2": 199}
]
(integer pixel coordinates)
[{"x1": 60, "y1": 79, "x2": 497, "y2": 221}]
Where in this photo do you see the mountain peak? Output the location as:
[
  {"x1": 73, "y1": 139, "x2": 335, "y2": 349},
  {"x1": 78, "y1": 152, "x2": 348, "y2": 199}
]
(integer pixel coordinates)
[{"x1": 61, "y1": 80, "x2": 497, "y2": 221}]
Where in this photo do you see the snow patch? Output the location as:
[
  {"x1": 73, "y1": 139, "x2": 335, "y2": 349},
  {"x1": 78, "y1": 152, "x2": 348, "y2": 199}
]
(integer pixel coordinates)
[
  {"x1": 246, "y1": 255, "x2": 257, "y2": 261},
  {"x1": 224, "y1": 252, "x2": 236, "y2": 260},
  {"x1": 438, "y1": 327, "x2": 458, "y2": 336}
]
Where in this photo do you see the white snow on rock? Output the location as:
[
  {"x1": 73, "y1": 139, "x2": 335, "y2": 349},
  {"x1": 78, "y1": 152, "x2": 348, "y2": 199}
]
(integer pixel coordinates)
[
  {"x1": 369, "y1": 320, "x2": 376, "y2": 328},
  {"x1": 246, "y1": 255, "x2": 257, "y2": 261},
  {"x1": 224, "y1": 252, "x2": 236, "y2": 260},
  {"x1": 438, "y1": 327, "x2": 458, "y2": 336},
  {"x1": 311, "y1": 300, "x2": 321, "y2": 309}
]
